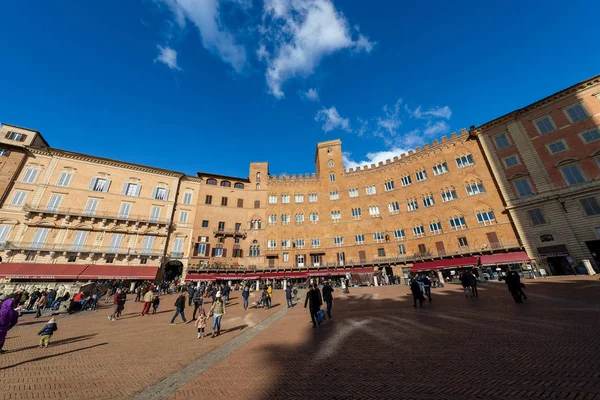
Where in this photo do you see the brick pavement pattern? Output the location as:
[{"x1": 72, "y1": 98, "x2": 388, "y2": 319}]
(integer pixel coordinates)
[
  {"x1": 2, "y1": 277, "x2": 600, "y2": 399},
  {"x1": 171, "y1": 277, "x2": 600, "y2": 400},
  {"x1": 0, "y1": 291, "x2": 282, "y2": 399}
]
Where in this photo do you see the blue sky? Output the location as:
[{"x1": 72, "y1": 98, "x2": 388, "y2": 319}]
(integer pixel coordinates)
[{"x1": 1, "y1": 0, "x2": 598, "y2": 177}]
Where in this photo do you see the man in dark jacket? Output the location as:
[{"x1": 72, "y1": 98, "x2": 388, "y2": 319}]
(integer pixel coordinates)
[
  {"x1": 410, "y1": 278, "x2": 424, "y2": 308},
  {"x1": 192, "y1": 288, "x2": 204, "y2": 320},
  {"x1": 304, "y1": 284, "x2": 323, "y2": 328},
  {"x1": 170, "y1": 293, "x2": 189, "y2": 325},
  {"x1": 108, "y1": 289, "x2": 123, "y2": 321},
  {"x1": 285, "y1": 284, "x2": 293, "y2": 308},
  {"x1": 222, "y1": 285, "x2": 231, "y2": 302},
  {"x1": 242, "y1": 286, "x2": 250, "y2": 310},
  {"x1": 187, "y1": 284, "x2": 195, "y2": 306},
  {"x1": 322, "y1": 281, "x2": 334, "y2": 318}
]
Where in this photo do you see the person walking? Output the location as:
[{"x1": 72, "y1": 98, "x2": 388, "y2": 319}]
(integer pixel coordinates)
[
  {"x1": 187, "y1": 284, "x2": 196, "y2": 306},
  {"x1": 134, "y1": 286, "x2": 142, "y2": 302},
  {"x1": 241, "y1": 285, "x2": 250, "y2": 310},
  {"x1": 0, "y1": 299, "x2": 19, "y2": 353},
  {"x1": 266, "y1": 284, "x2": 273, "y2": 309},
  {"x1": 505, "y1": 271, "x2": 525, "y2": 303},
  {"x1": 108, "y1": 289, "x2": 123, "y2": 321},
  {"x1": 460, "y1": 271, "x2": 472, "y2": 298},
  {"x1": 192, "y1": 288, "x2": 204, "y2": 320},
  {"x1": 222, "y1": 284, "x2": 231, "y2": 302},
  {"x1": 141, "y1": 288, "x2": 153, "y2": 316},
  {"x1": 420, "y1": 275, "x2": 432, "y2": 303},
  {"x1": 304, "y1": 284, "x2": 322, "y2": 328},
  {"x1": 209, "y1": 292, "x2": 226, "y2": 338},
  {"x1": 117, "y1": 290, "x2": 127, "y2": 317},
  {"x1": 170, "y1": 293, "x2": 189, "y2": 325},
  {"x1": 37, "y1": 317, "x2": 58, "y2": 348},
  {"x1": 468, "y1": 270, "x2": 479, "y2": 298},
  {"x1": 322, "y1": 281, "x2": 334, "y2": 318},
  {"x1": 410, "y1": 278, "x2": 424, "y2": 308},
  {"x1": 285, "y1": 284, "x2": 293, "y2": 308},
  {"x1": 152, "y1": 294, "x2": 160, "y2": 314},
  {"x1": 35, "y1": 291, "x2": 48, "y2": 318}
]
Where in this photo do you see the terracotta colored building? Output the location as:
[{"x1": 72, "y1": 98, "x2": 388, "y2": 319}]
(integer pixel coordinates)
[{"x1": 471, "y1": 74, "x2": 600, "y2": 275}]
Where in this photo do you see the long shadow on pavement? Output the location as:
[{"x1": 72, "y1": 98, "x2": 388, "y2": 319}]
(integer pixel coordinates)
[
  {"x1": 0, "y1": 343, "x2": 109, "y2": 370},
  {"x1": 7, "y1": 333, "x2": 98, "y2": 353}
]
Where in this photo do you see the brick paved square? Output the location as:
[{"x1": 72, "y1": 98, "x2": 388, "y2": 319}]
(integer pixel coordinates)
[{"x1": 2, "y1": 278, "x2": 600, "y2": 399}]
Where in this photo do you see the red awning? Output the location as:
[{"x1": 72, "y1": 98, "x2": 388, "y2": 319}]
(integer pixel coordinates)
[
  {"x1": 78, "y1": 265, "x2": 158, "y2": 280},
  {"x1": 185, "y1": 273, "x2": 218, "y2": 281},
  {"x1": 480, "y1": 252, "x2": 530, "y2": 266},
  {"x1": 410, "y1": 256, "x2": 479, "y2": 272},
  {"x1": 284, "y1": 272, "x2": 309, "y2": 279},
  {"x1": 0, "y1": 263, "x2": 88, "y2": 280},
  {"x1": 308, "y1": 267, "x2": 375, "y2": 277}
]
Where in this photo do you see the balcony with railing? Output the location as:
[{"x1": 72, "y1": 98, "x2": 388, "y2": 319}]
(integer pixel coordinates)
[
  {"x1": 23, "y1": 204, "x2": 171, "y2": 226},
  {"x1": 2, "y1": 241, "x2": 163, "y2": 257},
  {"x1": 212, "y1": 229, "x2": 247, "y2": 239}
]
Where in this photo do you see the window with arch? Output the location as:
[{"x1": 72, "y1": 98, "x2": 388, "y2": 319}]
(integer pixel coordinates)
[
  {"x1": 429, "y1": 221, "x2": 442, "y2": 235},
  {"x1": 466, "y1": 180, "x2": 485, "y2": 196},
  {"x1": 250, "y1": 219, "x2": 262, "y2": 230},
  {"x1": 256, "y1": 183, "x2": 260, "y2": 190},
  {"x1": 249, "y1": 244, "x2": 261, "y2": 257},
  {"x1": 441, "y1": 186, "x2": 458, "y2": 202},
  {"x1": 328, "y1": 160, "x2": 334, "y2": 167},
  {"x1": 476, "y1": 210, "x2": 495, "y2": 225},
  {"x1": 449, "y1": 216, "x2": 467, "y2": 230},
  {"x1": 407, "y1": 198, "x2": 419, "y2": 211},
  {"x1": 234, "y1": 182, "x2": 244, "y2": 189},
  {"x1": 256, "y1": 172, "x2": 261, "y2": 182},
  {"x1": 206, "y1": 178, "x2": 217, "y2": 185},
  {"x1": 540, "y1": 234, "x2": 555, "y2": 243},
  {"x1": 220, "y1": 180, "x2": 231, "y2": 187},
  {"x1": 422, "y1": 193, "x2": 435, "y2": 207},
  {"x1": 327, "y1": 148, "x2": 333, "y2": 155}
]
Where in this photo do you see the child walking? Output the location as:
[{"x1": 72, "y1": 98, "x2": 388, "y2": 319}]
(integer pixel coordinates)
[
  {"x1": 38, "y1": 317, "x2": 58, "y2": 348},
  {"x1": 152, "y1": 295, "x2": 160, "y2": 314},
  {"x1": 194, "y1": 309, "x2": 207, "y2": 339}
]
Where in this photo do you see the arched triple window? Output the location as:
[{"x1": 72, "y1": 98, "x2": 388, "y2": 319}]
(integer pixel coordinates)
[
  {"x1": 206, "y1": 178, "x2": 217, "y2": 185},
  {"x1": 220, "y1": 180, "x2": 231, "y2": 187},
  {"x1": 249, "y1": 244, "x2": 260, "y2": 257},
  {"x1": 234, "y1": 182, "x2": 244, "y2": 189},
  {"x1": 250, "y1": 219, "x2": 262, "y2": 230}
]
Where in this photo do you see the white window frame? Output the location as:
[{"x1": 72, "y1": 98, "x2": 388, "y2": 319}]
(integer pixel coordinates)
[
  {"x1": 47, "y1": 194, "x2": 63, "y2": 211},
  {"x1": 295, "y1": 214, "x2": 304, "y2": 224},
  {"x1": 365, "y1": 185, "x2": 376, "y2": 195},
  {"x1": 397, "y1": 244, "x2": 406, "y2": 255},
  {"x1": 413, "y1": 226, "x2": 425, "y2": 238},
  {"x1": 333, "y1": 236, "x2": 343, "y2": 246},
  {"x1": 466, "y1": 182, "x2": 485, "y2": 196},
  {"x1": 401, "y1": 175, "x2": 412, "y2": 187},
  {"x1": 309, "y1": 213, "x2": 319, "y2": 223},
  {"x1": 281, "y1": 214, "x2": 290, "y2": 224},
  {"x1": 124, "y1": 183, "x2": 140, "y2": 197},
  {"x1": 91, "y1": 178, "x2": 110, "y2": 192},
  {"x1": 311, "y1": 238, "x2": 321, "y2": 248},
  {"x1": 295, "y1": 194, "x2": 304, "y2": 203},
  {"x1": 429, "y1": 221, "x2": 442, "y2": 235},
  {"x1": 563, "y1": 103, "x2": 589, "y2": 124},
  {"x1": 84, "y1": 198, "x2": 99, "y2": 216},
  {"x1": 407, "y1": 199, "x2": 419, "y2": 211},
  {"x1": 22, "y1": 167, "x2": 39, "y2": 183},
  {"x1": 150, "y1": 206, "x2": 161, "y2": 222},
  {"x1": 182, "y1": 191, "x2": 193, "y2": 205},
  {"x1": 281, "y1": 239, "x2": 291, "y2": 249},
  {"x1": 0, "y1": 225, "x2": 13, "y2": 244},
  {"x1": 281, "y1": 195, "x2": 290, "y2": 204},
  {"x1": 348, "y1": 188, "x2": 359, "y2": 198},
  {"x1": 503, "y1": 155, "x2": 520, "y2": 168},
  {"x1": 329, "y1": 173, "x2": 336, "y2": 182},
  {"x1": 141, "y1": 236, "x2": 156, "y2": 254},
  {"x1": 449, "y1": 216, "x2": 467, "y2": 230},
  {"x1": 308, "y1": 193, "x2": 318, "y2": 202},
  {"x1": 119, "y1": 202, "x2": 132, "y2": 218},
  {"x1": 534, "y1": 115, "x2": 556, "y2": 135},
  {"x1": 268, "y1": 195, "x2": 278, "y2": 204},
  {"x1": 393, "y1": 229, "x2": 405, "y2": 240},
  {"x1": 355, "y1": 234, "x2": 365, "y2": 244},
  {"x1": 546, "y1": 139, "x2": 568, "y2": 155},
  {"x1": 432, "y1": 162, "x2": 448, "y2": 176},
  {"x1": 369, "y1": 205, "x2": 380, "y2": 216},
  {"x1": 388, "y1": 201, "x2": 400, "y2": 213},
  {"x1": 330, "y1": 191, "x2": 339, "y2": 200},
  {"x1": 422, "y1": 195, "x2": 434, "y2": 207},
  {"x1": 179, "y1": 210, "x2": 189, "y2": 223},
  {"x1": 10, "y1": 191, "x2": 28, "y2": 206},
  {"x1": 56, "y1": 172, "x2": 73, "y2": 187},
  {"x1": 268, "y1": 214, "x2": 277, "y2": 224},
  {"x1": 513, "y1": 178, "x2": 534, "y2": 197},
  {"x1": 154, "y1": 187, "x2": 168, "y2": 201},
  {"x1": 456, "y1": 154, "x2": 475, "y2": 168},
  {"x1": 384, "y1": 181, "x2": 395, "y2": 191},
  {"x1": 331, "y1": 211, "x2": 341, "y2": 221},
  {"x1": 108, "y1": 233, "x2": 124, "y2": 253},
  {"x1": 493, "y1": 132, "x2": 511, "y2": 150},
  {"x1": 373, "y1": 232, "x2": 385, "y2": 243},
  {"x1": 31, "y1": 227, "x2": 51, "y2": 249},
  {"x1": 415, "y1": 169, "x2": 427, "y2": 182},
  {"x1": 560, "y1": 164, "x2": 587, "y2": 186},
  {"x1": 268, "y1": 240, "x2": 277, "y2": 249},
  {"x1": 283, "y1": 252, "x2": 289, "y2": 262},
  {"x1": 351, "y1": 208, "x2": 362, "y2": 219},
  {"x1": 476, "y1": 211, "x2": 495, "y2": 225},
  {"x1": 441, "y1": 188, "x2": 457, "y2": 202},
  {"x1": 295, "y1": 239, "x2": 305, "y2": 248},
  {"x1": 579, "y1": 128, "x2": 600, "y2": 144},
  {"x1": 72, "y1": 230, "x2": 89, "y2": 251}
]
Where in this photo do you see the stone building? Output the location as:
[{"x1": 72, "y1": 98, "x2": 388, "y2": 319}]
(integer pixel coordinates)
[{"x1": 471, "y1": 74, "x2": 600, "y2": 275}]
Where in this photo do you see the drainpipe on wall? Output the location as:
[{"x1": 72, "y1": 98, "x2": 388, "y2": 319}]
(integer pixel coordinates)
[{"x1": 156, "y1": 173, "x2": 184, "y2": 284}]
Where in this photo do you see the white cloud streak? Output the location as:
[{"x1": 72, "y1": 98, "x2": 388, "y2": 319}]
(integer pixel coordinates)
[
  {"x1": 410, "y1": 105, "x2": 452, "y2": 120},
  {"x1": 423, "y1": 120, "x2": 450, "y2": 136},
  {"x1": 260, "y1": 0, "x2": 374, "y2": 98},
  {"x1": 315, "y1": 106, "x2": 351, "y2": 132},
  {"x1": 161, "y1": 0, "x2": 247, "y2": 72},
  {"x1": 155, "y1": 45, "x2": 182, "y2": 70}
]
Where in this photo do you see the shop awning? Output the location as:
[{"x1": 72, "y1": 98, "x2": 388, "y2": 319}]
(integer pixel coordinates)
[
  {"x1": 410, "y1": 256, "x2": 479, "y2": 272},
  {"x1": 78, "y1": 265, "x2": 158, "y2": 280},
  {"x1": 0, "y1": 263, "x2": 88, "y2": 280},
  {"x1": 480, "y1": 251, "x2": 530, "y2": 266},
  {"x1": 308, "y1": 267, "x2": 375, "y2": 277},
  {"x1": 185, "y1": 273, "x2": 217, "y2": 281}
]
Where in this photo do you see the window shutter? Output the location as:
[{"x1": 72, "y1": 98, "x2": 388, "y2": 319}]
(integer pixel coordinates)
[
  {"x1": 136, "y1": 184, "x2": 142, "y2": 197},
  {"x1": 254, "y1": 200, "x2": 260, "y2": 209},
  {"x1": 222, "y1": 248, "x2": 227, "y2": 257},
  {"x1": 4, "y1": 132, "x2": 10, "y2": 139},
  {"x1": 121, "y1": 183, "x2": 128, "y2": 195},
  {"x1": 237, "y1": 199, "x2": 243, "y2": 208},
  {"x1": 151, "y1": 186, "x2": 157, "y2": 199},
  {"x1": 239, "y1": 249, "x2": 243, "y2": 258},
  {"x1": 211, "y1": 247, "x2": 216, "y2": 257},
  {"x1": 164, "y1": 188, "x2": 170, "y2": 200},
  {"x1": 103, "y1": 179, "x2": 112, "y2": 192},
  {"x1": 88, "y1": 178, "x2": 97, "y2": 190},
  {"x1": 3, "y1": 150, "x2": 10, "y2": 156},
  {"x1": 205, "y1": 244, "x2": 210, "y2": 256},
  {"x1": 20, "y1": 134, "x2": 27, "y2": 142}
]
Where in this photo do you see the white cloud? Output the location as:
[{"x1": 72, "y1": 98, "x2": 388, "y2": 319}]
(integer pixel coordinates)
[
  {"x1": 410, "y1": 105, "x2": 452, "y2": 120},
  {"x1": 256, "y1": 43, "x2": 269, "y2": 61},
  {"x1": 315, "y1": 106, "x2": 351, "y2": 132},
  {"x1": 342, "y1": 147, "x2": 410, "y2": 170},
  {"x1": 302, "y1": 88, "x2": 319, "y2": 101},
  {"x1": 155, "y1": 45, "x2": 182, "y2": 70},
  {"x1": 423, "y1": 120, "x2": 450, "y2": 136},
  {"x1": 160, "y1": 0, "x2": 247, "y2": 72},
  {"x1": 376, "y1": 99, "x2": 402, "y2": 136},
  {"x1": 261, "y1": 0, "x2": 375, "y2": 98}
]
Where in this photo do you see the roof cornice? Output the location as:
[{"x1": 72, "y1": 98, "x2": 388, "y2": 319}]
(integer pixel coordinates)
[{"x1": 471, "y1": 74, "x2": 600, "y2": 134}]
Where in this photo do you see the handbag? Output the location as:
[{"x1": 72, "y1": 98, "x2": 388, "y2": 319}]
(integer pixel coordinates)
[{"x1": 316, "y1": 310, "x2": 326, "y2": 324}]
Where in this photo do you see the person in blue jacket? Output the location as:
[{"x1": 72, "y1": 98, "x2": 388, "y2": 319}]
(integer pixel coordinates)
[{"x1": 38, "y1": 317, "x2": 58, "y2": 348}]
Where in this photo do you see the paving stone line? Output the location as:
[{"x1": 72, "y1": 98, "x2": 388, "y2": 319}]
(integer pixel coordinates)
[{"x1": 130, "y1": 303, "x2": 293, "y2": 400}]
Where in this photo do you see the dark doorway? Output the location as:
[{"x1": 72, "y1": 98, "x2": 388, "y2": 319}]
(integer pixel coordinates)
[
  {"x1": 164, "y1": 260, "x2": 183, "y2": 282},
  {"x1": 585, "y1": 240, "x2": 600, "y2": 269},
  {"x1": 545, "y1": 256, "x2": 572, "y2": 276}
]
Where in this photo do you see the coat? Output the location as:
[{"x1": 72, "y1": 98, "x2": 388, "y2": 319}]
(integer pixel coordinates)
[
  {"x1": 285, "y1": 286, "x2": 292, "y2": 299},
  {"x1": 304, "y1": 289, "x2": 322, "y2": 312},
  {"x1": 322, "y1": 286, "x2": 334, "y2": 301},
  {"x1": 241, "y1": 289, "x2": 250, "y2": 299},
  {"x1": 410, "y1": 281, "x2": 422, "y2": 297},
  {"x1": 175, "y1": 295, "x2": 186, "y2": 309},
  {"x1": 38, "y1": 322, "x2": 58, "y2": 336},
  {"x1": 210, "y1": 299, "x2": 226, "y2": 316},
  {"x1": 143, "y1": 291, "x2": 154, "y2": 302},
  {"x1": 0, "y1": 299, "x2": 19, "y2": 342}
]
